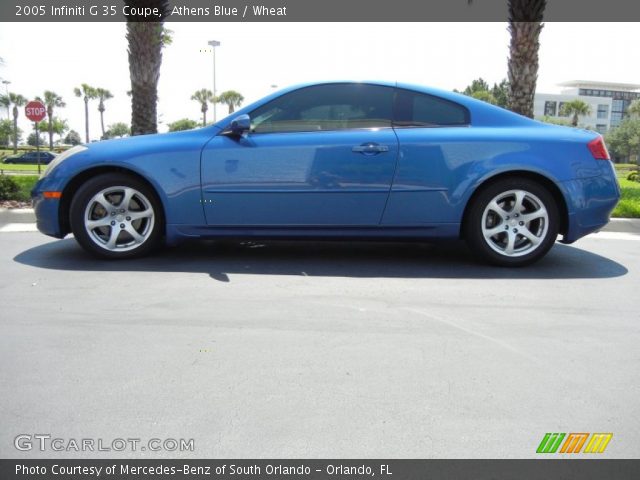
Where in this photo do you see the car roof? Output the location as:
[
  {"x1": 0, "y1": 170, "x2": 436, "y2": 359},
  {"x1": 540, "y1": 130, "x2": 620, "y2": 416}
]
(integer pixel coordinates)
[{"x1": 218, "y1": 80, "x2": 537, "y2": 129}]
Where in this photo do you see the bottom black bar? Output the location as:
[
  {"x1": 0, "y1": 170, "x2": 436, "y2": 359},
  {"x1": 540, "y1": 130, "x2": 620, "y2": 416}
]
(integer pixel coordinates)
[{"x1": 2, "y1": 459, "x2": 639, "y2": 480}]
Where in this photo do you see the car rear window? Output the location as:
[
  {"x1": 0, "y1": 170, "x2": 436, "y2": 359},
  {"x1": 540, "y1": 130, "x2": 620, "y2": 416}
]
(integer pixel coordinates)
[{"x1": 394, "y1": 89, "x2": 470, "y2": 127}]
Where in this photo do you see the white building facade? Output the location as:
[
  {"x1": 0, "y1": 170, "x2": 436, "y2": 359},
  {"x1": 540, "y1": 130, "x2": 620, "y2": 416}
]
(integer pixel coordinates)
[{"x1": 533, "y1": 80, "x2": 640, "y2": 133}]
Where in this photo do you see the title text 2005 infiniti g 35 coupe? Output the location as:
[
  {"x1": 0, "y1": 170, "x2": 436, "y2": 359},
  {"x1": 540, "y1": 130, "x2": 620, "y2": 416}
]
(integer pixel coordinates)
[{"x1": 32, "y1": 81, "x2": 620, "y2": 266}]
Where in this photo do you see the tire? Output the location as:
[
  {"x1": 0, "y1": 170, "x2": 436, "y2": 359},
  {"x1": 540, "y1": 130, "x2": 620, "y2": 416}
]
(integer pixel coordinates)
[
  {"x1": 69, "y1": 173, "x2": 163, "y2": 259},
  {"x1": 464, "y1": 177, "x2": 559, "y2": 267}
]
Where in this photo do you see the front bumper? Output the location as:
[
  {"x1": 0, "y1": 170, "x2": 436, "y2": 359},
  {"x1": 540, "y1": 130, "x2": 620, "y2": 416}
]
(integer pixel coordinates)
[{"x1": 31, "y1": 182, "x2": 65, "y2": 239}]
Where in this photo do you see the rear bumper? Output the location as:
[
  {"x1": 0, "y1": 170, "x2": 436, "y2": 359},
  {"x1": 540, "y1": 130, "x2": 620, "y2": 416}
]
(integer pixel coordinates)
[{"x1": 560, "y1": 167, "x2": 620, "y2": 244}]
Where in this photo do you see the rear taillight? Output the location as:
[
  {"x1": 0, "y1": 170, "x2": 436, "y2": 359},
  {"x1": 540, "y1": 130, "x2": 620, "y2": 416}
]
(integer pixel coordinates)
[{"x1": 588, "y1": 136, "x2": 610, "y2": 160}]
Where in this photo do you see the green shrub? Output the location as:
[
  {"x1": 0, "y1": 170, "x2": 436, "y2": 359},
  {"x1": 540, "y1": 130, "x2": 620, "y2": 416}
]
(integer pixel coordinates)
[
  {"x1": 0, "y1": 174, "x2": 20, "y2": 200},
  {"x1": 627, "y1": 171, "x2": 639, "y2": 182}
]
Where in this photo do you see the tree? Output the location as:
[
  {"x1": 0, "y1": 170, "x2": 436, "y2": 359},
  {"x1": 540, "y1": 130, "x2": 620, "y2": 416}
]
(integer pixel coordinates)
[
  {"x1": 64, "y1": 130, "x2": 82, "y2": 146},
  {"x1": 538, "y1": 116, "x2": 571, "y2": 127},
  {"x1": 0, "y1": 119, "x2": 18, "y2": 147},
  {"x1": 217, "y1": 90, "x2": 245, "y2": 115},
  {"x1": 605, "y1": 118, "x2": 640, "y2": 163},
  {"x1": 191, "y1": 89, "x2": 214, "y2": 126},
  {"x1": 470, "y1": 90, "x2": 498, "y2": 105},
  {"x1": 74, "y1": 84, "x2": 98, "y2": 143},
  {"x1": 38, "y1": 117, "x2": 68, "y2": 145},
  {"x1": 27, "y1": 132, "x2": 47, "y2": 147},
  {"x1": 506, "y1": 0, "x2": 546, "y2": 117},
  {"x1": 9, "y1": 93, "x2": 27, "y2": 153},
  {"x1": 458, "y1": 78, "x2": 509, "y2": 108},
  {"x1": 167, "y1": 118, "x2": 199, "y2": 132},
  {"x1": 125, "y1": 2, "x2": 171, "y2": 135},
  {"x1": 628, "y1": 99, "x2": 640, "y2": 119},
  {"x1": 51, "y1": 117, "x2": 69, "y2": 144},
  {"x1": 40, "y1": 91, "x2": 66, "y2": 149},
  {"x1": 560, "y1": 100, "x2": 591, "y2": 127},
  {"x1": 491, "y1": 79, "x2": 510, "y2": 108},
  {"x1": 0, "y1": 95, "x2": 10, "y2": 120},
  {"x1": 104, "y1": 122, "x2": 130, "y2": 139},
  {"x1": 95, "y1": 88, "x2": 114, "y2": 139},
  {"x1": 463, "y1": 78, "x2": 491, "y2": 96}
]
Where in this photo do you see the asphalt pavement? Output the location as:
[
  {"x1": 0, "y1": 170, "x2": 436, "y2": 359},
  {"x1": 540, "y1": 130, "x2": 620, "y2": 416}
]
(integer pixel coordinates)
[{"x1": 0, "y1": 214, "x2": 639, "y2": 459}]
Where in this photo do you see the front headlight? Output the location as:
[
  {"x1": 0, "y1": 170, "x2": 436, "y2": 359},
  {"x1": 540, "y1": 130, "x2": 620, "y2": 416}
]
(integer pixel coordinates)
[{"x1": 41, "y1": 145, "x2": 88, "y2": 178}]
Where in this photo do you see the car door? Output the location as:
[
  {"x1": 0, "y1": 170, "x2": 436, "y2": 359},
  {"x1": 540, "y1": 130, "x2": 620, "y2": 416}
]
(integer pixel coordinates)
[
  {"x1": 201, "y1": 83, "x2": 399, "y2": 226},
  {"x1": 382, "y1": 88, "x2": 472, "y2": 225}
]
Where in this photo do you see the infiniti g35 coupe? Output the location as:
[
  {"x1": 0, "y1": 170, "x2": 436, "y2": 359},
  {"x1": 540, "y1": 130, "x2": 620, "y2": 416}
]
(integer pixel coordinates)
[{"x1": 32, "y1": 81, "x2": 620, "y2": 266}]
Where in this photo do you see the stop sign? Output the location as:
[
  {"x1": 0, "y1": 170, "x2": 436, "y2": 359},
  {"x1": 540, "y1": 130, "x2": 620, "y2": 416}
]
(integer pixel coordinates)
[{"x1": 25, "y1": 100, "x2": 47, "y2": 122}]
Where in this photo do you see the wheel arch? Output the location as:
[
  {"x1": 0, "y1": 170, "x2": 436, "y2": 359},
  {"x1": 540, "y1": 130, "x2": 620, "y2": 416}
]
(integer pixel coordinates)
[
  {"x1": 58, "y1": 165, "x2": 166, "y2": 237},
  {"x1": 459, "y1": 170, "x2": 568, "y2": 239}
]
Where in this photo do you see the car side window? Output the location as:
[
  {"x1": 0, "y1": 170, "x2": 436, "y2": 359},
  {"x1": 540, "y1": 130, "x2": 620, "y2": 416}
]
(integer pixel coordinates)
[
  {"x1": 394, "y1": 89, "x2": 470, "y2": 127},
  {"x1": 250, "y1": 84, "x2": 394, "y2": 133}
]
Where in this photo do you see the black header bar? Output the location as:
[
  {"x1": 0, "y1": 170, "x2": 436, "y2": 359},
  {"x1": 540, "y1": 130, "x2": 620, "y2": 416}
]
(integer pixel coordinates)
[
  {"x1": 2, "y1": 459, "x2": 640, "y2": 480},
  {"x1": 1, "y1": 0, "x2": 640, "y2": 22}
]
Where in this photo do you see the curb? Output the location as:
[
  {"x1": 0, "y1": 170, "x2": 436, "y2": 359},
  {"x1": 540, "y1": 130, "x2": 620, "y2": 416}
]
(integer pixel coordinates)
[
  {"x1": 604, "y1": 218, "x2": 640, "y2": 234},
  {"x1": 0, "y1": 208, "x2": 36, "y2": 224},
  {"x1": 1, "y1": 208, "x2": 639, "y2": 234}
]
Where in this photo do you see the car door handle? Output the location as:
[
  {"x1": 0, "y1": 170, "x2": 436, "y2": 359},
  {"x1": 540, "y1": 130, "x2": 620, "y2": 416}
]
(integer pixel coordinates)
[{"x1": 352, "y1": 143, "x2": 389, "y2": 154}]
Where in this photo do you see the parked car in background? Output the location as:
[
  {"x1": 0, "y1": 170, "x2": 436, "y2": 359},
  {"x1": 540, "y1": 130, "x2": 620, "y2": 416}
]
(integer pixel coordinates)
[
  {"x1": 31, "y1": 81, "x2": 620, "y2": 266},
  {"x1": 4, "y1": 151, "x2": 57, "y2": 165}
]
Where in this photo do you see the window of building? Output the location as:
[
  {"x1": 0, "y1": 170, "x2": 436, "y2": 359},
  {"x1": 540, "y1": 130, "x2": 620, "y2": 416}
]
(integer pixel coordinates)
[
  {"x1": 558, "y1": 102, "x2": 570, "y2": 117},
  {"x1": 544, "y1": 101, "x2": 557, "y2": 116},
  {"x1": 595, "y1": 124, "x2": 607, "y2": 134},
  {"x1": 610, "y1": 112, "x2": 623, "y2": 128},
  {"x1": 597, "y1": 104, "x2": 609, "y2": 119}
]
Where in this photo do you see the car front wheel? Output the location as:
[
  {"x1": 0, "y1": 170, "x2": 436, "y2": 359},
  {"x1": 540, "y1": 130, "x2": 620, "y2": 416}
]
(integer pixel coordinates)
[
  {"x1": 69, "y1": 173, "x2": 163, "y2": 259},
  {"x1": 464, "y1": 177, "x2": 559, "y2": 267}
]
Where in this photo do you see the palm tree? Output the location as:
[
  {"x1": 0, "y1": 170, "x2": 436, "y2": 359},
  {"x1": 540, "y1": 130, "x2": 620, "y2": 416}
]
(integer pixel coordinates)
[
  {"x1": 8, "y1": 93, "x2": 27, "y2": 153},
  {"x1": 74, "y1": 84, "x2": 98, "y2": 143},
  {"x1": 560, "y1": 100, "x2": 591, "y2": 127},
  {"x1": 506, "y1": 0, "x2": 546, "y2": 118},
  {"x1": 95, "y1": 88, "x2": 114, "y2": 139},
  {"x1": 0, "y1": 95, "x2": 10, "y2": 120},
  {"x1": 465, "y1": 1, "x2": 546, "y2": 117},
  {"x1": 191, "y1": 89, "x2": 214, "y2": 126},
  {"x1": 125, "y1": 2, "x2": 171, "y2": 135},
  {"x1": 41, "y1": 91, "x2": 65, "y2": 149},
  {"x1": 217, "y1": 90, "x2": 245, "y2": 115}
]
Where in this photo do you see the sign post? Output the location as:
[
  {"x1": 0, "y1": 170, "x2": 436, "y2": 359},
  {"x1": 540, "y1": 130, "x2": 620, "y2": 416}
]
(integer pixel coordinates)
[{"x1": 25, "y1": 100, "x2": 47, "y2": 175}]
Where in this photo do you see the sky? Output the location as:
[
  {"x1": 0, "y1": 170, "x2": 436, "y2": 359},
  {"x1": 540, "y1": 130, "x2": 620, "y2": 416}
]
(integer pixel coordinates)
[{"x1": 0, "y1": 22, "x2": 639, "y2": 141}]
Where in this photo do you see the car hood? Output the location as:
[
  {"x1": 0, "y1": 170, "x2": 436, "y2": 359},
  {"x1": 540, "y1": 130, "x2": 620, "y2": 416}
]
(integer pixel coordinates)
[{"x1": 81, "y1": 126, "x2": 221, "y2": 160}]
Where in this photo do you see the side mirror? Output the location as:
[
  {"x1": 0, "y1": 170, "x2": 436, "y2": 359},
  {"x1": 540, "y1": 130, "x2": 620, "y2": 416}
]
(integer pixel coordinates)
[{"x1": 229, "y1": 114, "x2": 251, "y2": 136}]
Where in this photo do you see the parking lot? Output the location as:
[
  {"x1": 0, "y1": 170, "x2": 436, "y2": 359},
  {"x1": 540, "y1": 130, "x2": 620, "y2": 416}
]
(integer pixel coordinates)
[{"x1": 1, "y1": 225, "x2": 639, "y2": 458}]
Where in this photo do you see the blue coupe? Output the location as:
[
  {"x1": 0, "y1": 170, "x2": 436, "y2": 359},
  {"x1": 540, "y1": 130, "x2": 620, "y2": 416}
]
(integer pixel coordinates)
[{"x1": 32, "y1": 81, "x2": 620, "y2": 266}]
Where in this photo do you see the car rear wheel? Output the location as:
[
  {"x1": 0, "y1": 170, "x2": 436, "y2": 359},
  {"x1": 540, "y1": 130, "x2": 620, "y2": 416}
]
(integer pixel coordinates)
[
  {"x1": 464, "y1": 177, "x2": 559, "y2": 267},
  {"x1": 69, "y1": 173, "x2": 163, "y2": 259}
]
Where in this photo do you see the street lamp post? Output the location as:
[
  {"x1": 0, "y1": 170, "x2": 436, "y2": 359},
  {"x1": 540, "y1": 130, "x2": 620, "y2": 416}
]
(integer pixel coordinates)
[{"x1": 208, "y1": 40, "x2": 221, "y2": 122}]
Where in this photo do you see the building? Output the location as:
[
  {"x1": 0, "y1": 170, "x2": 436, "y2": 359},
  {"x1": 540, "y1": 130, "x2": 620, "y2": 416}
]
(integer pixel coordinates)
[{"x1": 533, "y1": 80, "x2": 640, "y2": 133}]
